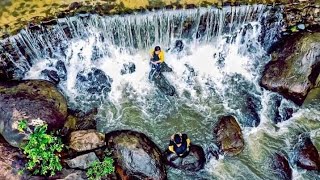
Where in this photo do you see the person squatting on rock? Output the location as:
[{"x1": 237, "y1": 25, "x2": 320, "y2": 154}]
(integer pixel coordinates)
[
  {"x1": 168, "y1": 133, "x2": 191, "y2": 157},
  {"x1": 150, "y1": 46, "x2": 164, "y2": 73}
]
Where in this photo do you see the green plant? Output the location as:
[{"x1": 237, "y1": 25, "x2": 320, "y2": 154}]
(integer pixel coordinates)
[
  {"x1": 20, "y1": 124, "x2": 63, "y2": 176},
  {"x1": 86, "y1": 156, "x2": 115, "y2": 180},
  {"x1": 17, "y1": 119, "x2": 28, "y2": 132}
]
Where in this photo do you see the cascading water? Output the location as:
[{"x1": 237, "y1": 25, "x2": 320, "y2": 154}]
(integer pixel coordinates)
[{"x1": 1, "y1": 4, "x2": 319, "y2": 180}]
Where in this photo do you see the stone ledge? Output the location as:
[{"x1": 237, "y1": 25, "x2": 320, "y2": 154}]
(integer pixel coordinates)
[{"x1": 0, "y1": 0, "x2": 318, "y2": 38}]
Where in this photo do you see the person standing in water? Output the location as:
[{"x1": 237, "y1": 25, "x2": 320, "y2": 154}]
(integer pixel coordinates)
[{"x1": 168, "y1": 133, "x2": 191, "y2": 157}]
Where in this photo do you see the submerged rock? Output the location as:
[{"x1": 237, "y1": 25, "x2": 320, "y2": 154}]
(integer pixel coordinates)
[
  {"x1": 55, "y1": 60, "x2": 67, "y2": 81},
  {"x1": 149, "y1": 63, "x2": 175, "y2": 96},
  {"x1": 261, "y1": 32, "x2": 320, "y2": 105},
  {"x1": 271, "y1": 153, "x2": 292, "y2": 180},
  {"x1": 213, "y1": 115, "x2": 244, "y2": 156},
  {"x1": 0, "y1": 80, "x2": 67, "y2": 147},
  {"x1": 76, "y1": 68, "x2": 112, "y2": 95},
  {"x1": 66, "y1": 152, "x2": 99, "y2": 170},
  {"x1": 105, "y1": 130, "x2": 167, "y2": 180},
  {"x1": 120, "y1": 62, "x2": 136, "y2": 75},
  {"x1": 164, "y1": 144, "x2": 206, "y2": 172},
  {"x1": 293, "y1": 134, "x2": 320, "y2": 171},
  {"x1": 41, "y1": 69, "x2": 60, "y2": 84},
  {"x1": 69, "y1": 130, "x2": 105, "y2": 152},
  {"x1": 0, "y1": 136, "x2": 27, "y2": 180}
]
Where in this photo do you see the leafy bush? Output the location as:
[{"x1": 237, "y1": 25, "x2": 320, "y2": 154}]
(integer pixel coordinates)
[
  {"x1": 17, "y1": 119, "x2": 28, "y2": 132},
  {"x1": 18, "y1": 120, "x2": 63, "y2": 176},
  {"x1": 86, "y1": 156, "x2": 115, "y2": 180}
]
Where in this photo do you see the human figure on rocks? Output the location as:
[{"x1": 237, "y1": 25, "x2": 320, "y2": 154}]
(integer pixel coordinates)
[
  {"x1": 149, "y1": 46, "x2": 172, "y2": 79},
  {"x1": 168, "y1": 133, "x2": 191, "y2": 157}
]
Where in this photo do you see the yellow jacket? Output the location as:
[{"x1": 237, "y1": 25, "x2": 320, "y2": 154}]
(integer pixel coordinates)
[{"x1": 150, "y1": 49, "x2": 165, "y2": 63}]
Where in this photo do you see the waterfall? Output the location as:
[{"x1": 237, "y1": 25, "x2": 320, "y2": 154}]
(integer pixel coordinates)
[{"x1": 0, "y1": 5, "x2": 280, "y2": 79}]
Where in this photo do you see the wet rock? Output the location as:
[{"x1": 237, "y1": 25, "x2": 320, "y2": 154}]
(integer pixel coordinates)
[
  {"x1": 55, "y1": 60, "x2": 67, "y2": 81},
  {"x1": 173, "y1": 40, "x2": 184, "y2": 52},
  {"x1": 66, "y1": 152, "x2": 99, "y2": 170},
  {"x1": 223, "y1": 74, "x2": 261, "y2": 127},
  {"x1": 62, "y1": 108, "x2": 98, "y2": 136},
  {"x1": 120, "y1": 62, "x2": 136, "y2": 75},
  {"x1": 213, "y1": 115, "x2": 244, "y2": 156},
  {"x1": 76, "y1": 68, "x2": 112, "y2": 95},
  {"x1": 41, "y1": 69, "x2": 60, "y2": 84},
  {"x1": 293, "y1": 135, "x2": 320, "y2": 171},
  {"x1": 69, "y1": 130, "x2": 105, "y2": 152},
  {"x1": 261, "y1": 32, "x2": 320, "y2": 105},
  {"x1": 29, "y1": 169, "x2": 87, "y2": 180},
  {"x1": 243, "y1": 96, "x2": 261, "y2": 127},
  {"x1": 0, "y1": 80, "x2": 67, "y2": 147},
  {"x1": 271, "y1": 153, "x2": 292, "y2": 180},
  {"x1": 0, "y1": 136, "x2": 27, "y2": 180},
  {"x1": 164, "y1": 144, "x2": 206, "y2": 172},
  {"x1": 269, "y1": 94, "x2": 297, "y2": 124},
  {"x1": 105, "y1": 130, "x2": 167, "y2": 180},
  {"x1": 159, "y1": 62, "x2": 173, "y2": 73},
  {"x1": 153, "y1": 73, "x2": 175, "y2": 96},
  {"x1": 302, "y1": 87, "x2": 320, "y2": 110}
]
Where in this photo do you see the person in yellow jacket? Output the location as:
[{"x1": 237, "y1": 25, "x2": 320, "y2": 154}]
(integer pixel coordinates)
[
  {"x1": 150, "y1": 46, "x2": 164, "y2": 72},
  {"x1": 168, "y1": 133, "x2": 191, "y2": 157}
]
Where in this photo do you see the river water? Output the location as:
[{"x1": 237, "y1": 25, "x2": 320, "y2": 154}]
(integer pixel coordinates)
[{"x1": 1, "y1": 4, "x2": 319, "y2": 180}]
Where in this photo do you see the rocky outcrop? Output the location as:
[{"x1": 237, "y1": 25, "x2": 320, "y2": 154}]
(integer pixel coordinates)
[
  {"x1": 69, "y1": 130, "x2": 105, "y2": 152},
  {"x1": 271, "y1": 153, "x2": 292, "y2": 180},
  {"x1": 0, "y1": 80, "x2": 67, "y2": 147},
  {"x1": 105, "y1": 130, "x2": 167, "y2": 180},
  {"x1": 0, "y1": 135, "x2": 27, "y2": 180},
  {"x1": 293, "y1": 135, "x2": 320, "y2": 171},
  {"x1": 164, "y1": 144, "x2": 206, "y2": 172},
  {"x1": 66, "y1": 152, "x2": 99, "y2": 170},
  {"x1": 261, "y1": 32, "x2": 320, "y2": 105},
  {"x1": 213, "y1": 115, "x2": 244, "y2": 156}
]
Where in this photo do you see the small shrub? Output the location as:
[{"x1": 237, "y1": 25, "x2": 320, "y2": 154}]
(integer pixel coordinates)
[
  {"x1": 20, "y1": 122, "x2": 63, "y2": 176},
  {"x1": 86, "y1": 156, "x2": 115, "y2": 180},
  {"x1": 17, "y1": 119, "x2": 28, "y2": 132}
]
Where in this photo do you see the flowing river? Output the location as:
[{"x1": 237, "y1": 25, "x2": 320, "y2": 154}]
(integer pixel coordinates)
[{"x1": 1, "y1": 4, "x2": 319, "y2": 180}]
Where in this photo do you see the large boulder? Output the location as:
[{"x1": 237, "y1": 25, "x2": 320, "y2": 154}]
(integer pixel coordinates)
[
  {"x1": 271, "y1": 153, "x2": 292, "y2": 180},
  {"x1": 105, "y1": 130, "x2": 167, "y2": 180},
  {"x1": 69, "y1": 130, "x2": 105, "y2": 152},
  {"x1": 213, "y1": 115, "x2": 244, "y2": 156},
  {"x1": 261, "y1": 32, "x2": 320, "y2": 105},
  {"x1": 293, "y1": 134, "x2": 320, "y2": 171},
  {"x1": 164, "y1": 144, "x2": 206, "y2": 172},
  {"x1": 0, "y1": 80, "x2": 67, "y2": 147},
  {"x1": 0, "y1": 135, "x2": 27, "y2": 180}
]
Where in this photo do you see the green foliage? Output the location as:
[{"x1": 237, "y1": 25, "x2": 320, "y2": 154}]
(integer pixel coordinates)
[
  {"x1": 17, "y1": 119, "x2": 28, "y2": 132},
  {"x1": 86, "y1": 156, "x2": 115, "y2": 180},
  {"x1": 20, "y1": 124, "x2": 63, "y2": 176}
]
